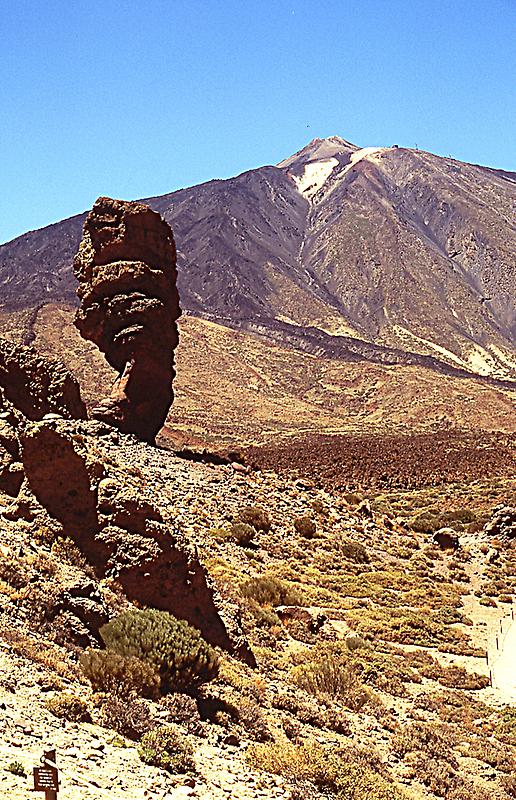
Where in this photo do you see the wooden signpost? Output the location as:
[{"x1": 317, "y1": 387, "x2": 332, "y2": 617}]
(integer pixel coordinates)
[{"x1": 33, "y1": 749, "x2": 59, "y2": 799}]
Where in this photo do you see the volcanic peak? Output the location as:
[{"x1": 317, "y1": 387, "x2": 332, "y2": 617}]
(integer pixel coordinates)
[{"x1": 276, "y1": 134, "x2": 358, "y2": 169}]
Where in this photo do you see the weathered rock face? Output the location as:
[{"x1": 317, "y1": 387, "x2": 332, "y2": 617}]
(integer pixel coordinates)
[
  {"x1": 0, "y1": 338, "x2": 86, "y2": 421},
  {"x1": 18, "y1": 418, "x2": 253, "y2": 663},
  {"x1": 484, "y1": 505, "x2": 516, "y2": 538},
  {"x1": 73, "y1": 197, "x2": 181, "y2": 442}
]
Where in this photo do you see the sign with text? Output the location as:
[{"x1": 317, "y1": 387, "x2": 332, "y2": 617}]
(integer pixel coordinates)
[
  {"x1": 33, "y1": 766, "x2": 59, "y2": 791},
  {"x1": 33, "y1": 749, "x2": 59, "y2": 797}
]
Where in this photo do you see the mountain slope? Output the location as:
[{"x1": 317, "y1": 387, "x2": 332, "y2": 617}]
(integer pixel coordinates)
[{"x1": 0, "y1": 136, "x2": 515, "y2": 379}]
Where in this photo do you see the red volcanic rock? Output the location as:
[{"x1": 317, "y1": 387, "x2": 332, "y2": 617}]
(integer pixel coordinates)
[
  {"x1": 73, "y1": 197, "x2": 181, "y2": 442},
  {"x1": 0, "y1": 337, "x2": 86, "y2": 421}
]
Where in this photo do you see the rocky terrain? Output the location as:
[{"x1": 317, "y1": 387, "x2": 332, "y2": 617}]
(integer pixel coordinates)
[
  {"x1": 1, "y1": 307, "x2": 515, "y2": 454},
  {"x1": 0, "y1": 163, "x2": 515, "y2": 800},
  {"x1": 0, "y1": 136, "x2": 515, "y2": 381},
  {"x1": 1, "y1": 390, "x2": 516, "y2": 799},
  {"x1": 0, "y1": 303, "x2": 514, "y2": 800}
]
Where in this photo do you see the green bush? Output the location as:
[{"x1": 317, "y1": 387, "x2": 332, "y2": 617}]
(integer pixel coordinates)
[
  {"x1": 237, "y1": 506, "x2": 271, "y2": 533},
  {"x1": 247, "y1": 740, "x2": 403, "y2": 800},
  {"x1": 241, "y1": 575, "x2": 303, "y2": 607},
  {"x1": 138, "y1": 725, "x2": 195, "y2": 773},
  {"x1": 341, "y1": 540, "x2": 369, "y2": 563},
  {"x1": 7, "y1": 761, "x2": 26, "y2": 777},
  {"x1": 229, "y1": 522, "x2": 256, "y2": 547},
  {"x1": 45, "y1": 692, "x2": 91, "y2": 722},
  {"x1": 80, "y1": 650, "x2": 161, "y2": 698},
  {"x1": 291, "y1": 656, "x2": 371, "y2": 711},
  {"x1": 99, "y1": 609, "x2": 219, "y2": 693}
]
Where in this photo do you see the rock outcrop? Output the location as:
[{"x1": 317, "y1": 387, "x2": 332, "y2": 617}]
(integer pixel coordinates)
[
  {"x1": 17, "y1": 418, "x2": 253, "y2": 662},
  {"x1": 0, "y1": 338, "x2": 86, "y2": 421},
  {"x1": 73, "y1": 197, "x2": 181, "y2": 443},
  {"x1": 484, "y1": 505, "x2": 516, "y2": 538}
]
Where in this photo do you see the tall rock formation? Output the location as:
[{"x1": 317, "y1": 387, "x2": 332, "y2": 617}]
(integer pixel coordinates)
[{"x1": 73, "y1": 197, "x2": 181, "y2": 442}]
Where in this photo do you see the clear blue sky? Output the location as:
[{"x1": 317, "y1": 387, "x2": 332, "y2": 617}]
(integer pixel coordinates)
[{"x1": 2, "y1": 0, "x2": 515, "y2": 244}]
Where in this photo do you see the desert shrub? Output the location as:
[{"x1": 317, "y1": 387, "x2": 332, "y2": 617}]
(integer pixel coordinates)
[
  {"x1": 411, "y1": 509, "x2": 477, "y2": 535},
  {"x1": 467, "y1": 738, "x2": 515, "y2": 772},
  {"x1": 138, "y1": 725, "x2": 195, "y2": 773},
  {"x1": 343, "y1": 492, "x2": 362, "y2": 506},
  {"x1": 272, "y1": 688, "x2": 335, "y2": 730},
  {"x1": 7, "y1": 761, "x2": 26, "y2": 777},
  {"x1": 245, "y1": 600, "x2": 283, "y2": 631},
  {"x1": 501, "y1": 775, "x2": 516, "y2": 798},
  {"x1": 31, "y1": 552, "x2": 57, "y2": 576},
  {"x1": 432, "y1": 606, "x2": 467, "y2": 626},
  {"x1": 347, "y1": 605, "x2": 471, "y2": 649},
  {"x1": 160, "y1": 693, "x2": 204, "y2": 734},
  {"x1": 228, "y1": 522, "x2": 256, "y2": 547},
  {"x1": 80, "y1": 650, "x2": 160, "y2": 698},
  {"x1": 218, "y1": 656, "x2": 266, "y2": 701},
  {"x1": 391, "y1": 721, "x2": 457, "y2": 764},
  {"x1": 311, "y1": 499, "x2": 326, "y2": 515},
  {"x1": 98, "y1": 694, "x2": 155, "y2": 740},
  {"x1": 294, "y1": 516, "x2": 317, "y2": 538},
  {"x1": 45, "y1": 692, "x2": 91, "y2": 722},
  {"x1": 236, "y1": 696, "x2": 271, "y2": 741},
  {"x1": 51, "y1": 537, "x2": 92, "y2": 573},
  {"x1": 415, "y1": 690, "x2": 492, "y2": 730},
  {"x1": 340, "y1": 541, "x2": 369, "y2": 563},
  {"x1": 99, "y1": 609, "x2": 219, "y2": 693},
  {"x1": 237, "y1": 506, "x2": 271, "y2": 533},
  {"x1": 0, "y1": 557, "x2": 28, "y2": 589},
  {"x1": 436, "y1": 664, "x2": 489, "y2": 690},
  {"x1": 345, "y1": 635, "x2": 367, "y2": 651},
  {"x1": 403, "y1": 649, "x2": 488, "y2": 689},
  {"x1": 291, "y1": 656, "x2": 372, "y2": 711},
  {"x1": 495, "y1": 707, "x2": 516, "y2": 745},
  {"x1": 247, "y1": 740, "x2": 403, "y2": 800},
  {"x1": 409, "y1": 755, "x2": 460, "y2": 797},
  {"x1": 241, "y1": 575, "x2": 303, "y2": 607}
]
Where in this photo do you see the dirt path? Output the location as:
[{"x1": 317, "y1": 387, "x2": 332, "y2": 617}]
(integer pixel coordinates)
[{"x1": 490, "y1": 615, "x2": 516, "y2": 701}]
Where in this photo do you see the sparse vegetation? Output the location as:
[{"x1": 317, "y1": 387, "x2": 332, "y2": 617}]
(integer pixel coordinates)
[
  {"x1": 138, "y1": 725, "x2": 195, "y2": 773},
  {"x1": 247, "y1": 740, "x2": 404, "y2": 799},
  {"x1": 97, "y1": 609, "x2": 219, "y2": 693},
  {"x1": 45, "y1": 692, "x2": 92, "y2": 722},
  {"x1": 237, "y1": 506, "x2": 271, "y2": 533},
  {"x1": 294, "y1": 515, "x2": 317, "y2": 538}
]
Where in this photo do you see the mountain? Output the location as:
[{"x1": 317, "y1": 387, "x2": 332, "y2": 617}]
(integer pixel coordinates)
[{"x1": 0, "y1": 136, "x2": 515, "y2": 381}]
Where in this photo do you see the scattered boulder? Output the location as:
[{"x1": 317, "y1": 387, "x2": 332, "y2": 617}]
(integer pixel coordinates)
[
  {"x1": 73, "y1": 197, "x2": 181, "y2": 443},
  {"x1": 484, "y1": 505, "x2": 516, "y2": 538},
  {"x1": 276, "y1": 605, "x2": 328, "y2": 638},
  {"x1": 433, "y1": 528, "x2": 460, "y2": 550},
  {"x1": 356, "y1": 498, "x2": 373, "y2": 518}
]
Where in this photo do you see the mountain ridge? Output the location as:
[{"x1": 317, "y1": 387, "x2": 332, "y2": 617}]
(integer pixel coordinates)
[{"x1": 0, "y1": 136, "x2": 515, "y2": 381}]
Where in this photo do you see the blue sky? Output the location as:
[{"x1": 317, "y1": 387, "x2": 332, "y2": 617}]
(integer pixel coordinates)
[{"x1": 2, "y1": 0, "x2": 515, "y2": 243}]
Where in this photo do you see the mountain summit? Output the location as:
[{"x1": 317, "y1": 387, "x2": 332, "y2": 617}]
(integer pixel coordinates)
[
  {"x1": 277, "y1": 135, "x2": 358, "y2": 169},
  {"x1": 0, "y1": 136, "x2": 515, "y2": 380}
]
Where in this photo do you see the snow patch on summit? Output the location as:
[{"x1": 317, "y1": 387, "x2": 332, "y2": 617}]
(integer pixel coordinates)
[{"x1": 292, "y1": 158, "x2": 339, "y2": 199}]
